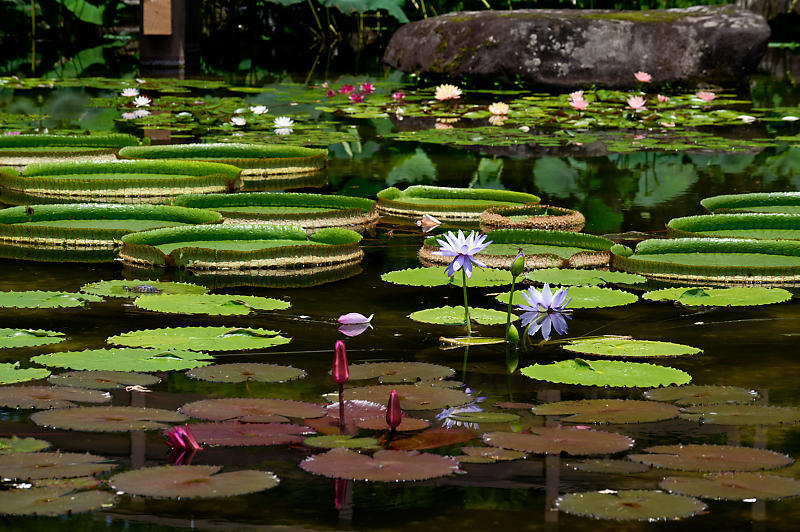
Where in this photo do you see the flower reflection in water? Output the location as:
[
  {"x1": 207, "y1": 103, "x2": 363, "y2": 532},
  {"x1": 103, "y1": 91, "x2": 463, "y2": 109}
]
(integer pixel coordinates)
[{"x1": 435, "y1": 388, "x2": 486, "y2": 430}]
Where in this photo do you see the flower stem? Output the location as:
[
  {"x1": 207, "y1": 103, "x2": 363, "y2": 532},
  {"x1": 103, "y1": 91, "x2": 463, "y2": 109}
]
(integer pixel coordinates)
[
  {"x1": 505, "y1": 276, "x2": 516, "y2": 343},
  {"x1": 461, "y1": 269, "x2": 472, "y2": 337},
  {"x1": 338, "y1": 383, "x2": 345, "y2": 434}
]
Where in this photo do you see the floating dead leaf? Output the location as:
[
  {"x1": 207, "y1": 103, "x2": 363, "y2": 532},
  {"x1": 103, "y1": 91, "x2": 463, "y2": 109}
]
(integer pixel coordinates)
[
  {"x1": 346, "y1": 362, "x2": 455, "y2": 384},
  {"x1": 186, "y1": 363, "x2": 306, "y2": 383},
  {"x1": 0, "y1": 436, "x2": 51, "y2": 455},
  {"x1": 388, "y1": 427, "x2": 476, "y2": 451},
  {"x1": 660, "y1": 472, "x2": 800, "y2": 501},
  {"x1": 31, "y1": 406, "x2": 188, "y2": 432},
  {"x1": 628, "y1": 444, "x2": 794, "y2": 472},
  {"x1": 0, "y1": 487, "x2": 115, "y2": 516},
  {"x1": 188, "y1": 422, "x2": 314, "y2": 447},
  {"x1": 643, "y1": 385, "x2": 759, "y2": 406},
  {"x1": 357, "y1": 416, "x2": 430, "y2": 432},
  {"x1": 299, "y1": 448, "x2": 461, "y2": 482},
  {"x1": 565, "y1": 459, "x2": 651, "y2": 474},
  {"x1": 482, "y1": 427, "x2": 634, "y2": 456},
  {"x1": 110, "y1": 465, "x2": 279, "y2": 499},
  {"x1": 342, "y1": 384, "x2": 472, "y2": 411},
  {"x1": 461, "y1": 446, "x2": 526, "y2": 461},
  {"x1": 532, "y1": 399, "x2": 680, "y2": 424},
  {"x1": 555, "y1": 489, "x2": 706, "y2": 521},
  {"x1": 0, "y1": 452, "x2": 116, "y2": 480},
  {"x1": 679, "y1": 405, "x2": 800, "y2": 426},
  {"x1": 180, "y1": 398, "x2": 326, "y2": 422},
  {"x1": 0, "y1": 386, "x2": 110, "y2": 409},
  {"x1": 48, "y1": 370, "x2": 160, "y2": 390}
]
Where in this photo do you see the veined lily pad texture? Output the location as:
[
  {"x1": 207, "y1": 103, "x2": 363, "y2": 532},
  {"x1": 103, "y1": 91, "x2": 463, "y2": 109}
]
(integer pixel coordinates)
[
  {"x1": 133, "y1": 293, "x2": 290, "y2": 316},
  {"x1": 0, "y1": 159, "x2": 241, "y2": 205},
  {"x1": 525, "y1": 268, "x2": 646, "y2": 286},
  {"x1": 555, "y1": 490, "x2": 706, "y2": 521},
  {"x1": 668, "y1": 213, "x2": 800, "y2": 240},
  {"x1": 172, "y1": 192, "x2": 378, "y2": 230},
  {"x1": 377, "y1": 185, "x2": 540, "y2": 220},
  {"x1": 186, "y1": 363, "x2": 306, "y2": 383},
  {"x1": 563, "y1": 338, "x2": 702, "y2": 358},
  {"x1": 30, "y1": 406, "x2": 188, "y2": 432},
  {"x1": 521, "y1": 359, "x2": 692, "y2": 388},
  {"x1": 701, "y1": 192, "x2": 800, "y2": 215},
  {"x1": 0, "y1": 328, "x2": 65, "y2": 349},
  {"x1": 32, "y1": 348, "x2": 213, "y2": 372},
  {"x1": 480, "y1": 204, "x2": 585, "y2": 232},
  {"x1": 642, "y1": 286, "x2": 792, "y2": 307},
  {"x1": 107, "y1": 326, "x2": 290, "y2": 352},
  {"x1": 612, "y1": 238, "x2": 800, "y2": 284},
  {"x1": 0, "y1": 133, "x2": 141, "y2": 166},
  {"x1": 109, "y1": 465, "x2": 279, "y2": 499},
  {"x1": 421, "y1": 229, "x2": 613, "y2": 270},
  {"x1": 119, "y1": 224, "x2": 363, "y2": 271},
  {"x1": 299, "y1": 448, "x2": 461, "y2": 482},
  {"x1": 381, "y1": 266, "x2": 511, "y2": 287}
]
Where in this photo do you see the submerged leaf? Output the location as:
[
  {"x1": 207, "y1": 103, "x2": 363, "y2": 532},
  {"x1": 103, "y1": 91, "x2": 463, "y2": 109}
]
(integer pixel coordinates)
[
  {"x1": 31, "y1": 406, "x2": 188, "y2": 432},
  {"x1": 347, "y1": 362, "x2": 454, "y2": 384},
  {"x1": 565, "y1": 459, "x2": 650, "y2": 474},
  {"x1": 643, "y1": 385, "x2": 759, "y2": 406},
  {"x1": 660, "y1": 472, "x2": 800, "y2": 501},
  {"x1": 521, "y1": 359, "x2": 691, "y2": 387},
  {"x1": 299, "y1": 448, "x2": 461, "y2": 482},
  {"x1": 109, "y1": 465, "x2": 279, "y2": 499},
  {"x1": 679, "y1": 404, "x2": 800, "y2": 426},
  {"x1": 555, "y1": 490, "x2": 706, "y2": 521},
  {"x1": 483, "y1": 427, "x2": 634, "y2": 455},
  {"x1": 47, "y1": 370, "x2": 161, "y2": 390},
  {"x1": 0, "y1": 487, "x2": 115, "y2": 516}
]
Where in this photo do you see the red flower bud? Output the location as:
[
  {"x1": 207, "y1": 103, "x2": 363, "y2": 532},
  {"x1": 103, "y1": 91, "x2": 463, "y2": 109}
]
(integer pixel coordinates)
[
  {"x1": 386, "y1": 389, "x2": 402, "y2": 430},
  {"x1": 332, "y1": 340, "x2": 349, "y2": 384}
]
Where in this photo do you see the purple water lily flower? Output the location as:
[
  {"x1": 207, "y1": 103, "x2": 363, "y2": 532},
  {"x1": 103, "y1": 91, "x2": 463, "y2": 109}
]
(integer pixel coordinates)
[
  {"x1": 517, "y1": 284, "x2": 572, "y2": 340},
  {"x1": 433, "y1": 230, "x2": 492, "y2": 278},
  {"x1": 338, "y1": 322, "x2": 372, "y2": 337},
  {"x1": 518, "y1": 284, "x2": 572, "y2": 313},
  {"x1": 435, "y1": 388, "x2": 486, "y2": 430}
]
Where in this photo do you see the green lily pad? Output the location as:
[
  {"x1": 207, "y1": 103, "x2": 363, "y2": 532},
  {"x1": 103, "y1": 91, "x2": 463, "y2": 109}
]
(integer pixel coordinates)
[
  {"x1": 565, "y1": 459, "x2": 651, "y2": 474},
  {"x1": 0, "y1": 328, "x2": 65, "y2": 349},
  {"x1": 701, "y1": 192, "x2": 800, "y2": 214},
  {"x1": 381, "y1": 267, "x2": 511, "y2": 287},
  {"x1": 495, "y1": 286, "x2": 638, "y2": 309},
  {"x1": 679, "y1": 405, "x2": 800, "y2": 426},
  {"x1": 133, "y1": 294, "x2": 290, "y2": 316},
  {"x1": 186, "y1": 363, "x2": 306, "y2": 383},
  {"x1": 299, "y1": 448, "x2": 461, "y2": 482},
  {"x1": 304, "y1": 435, "x2": 380, "y2": 449},
  {"x1": 439, "y1": 336, "x2": 505, "y2": 347},
  {"x1": 525, "y1": 269, "x2": 646, "y2": 286},
  {"x1": 0, "y1": 436, "x2": 51, "y2": 455},
  {"x1": 628, "y1": 444, "x2": 794, "y2": 472},
  {"x1": 179, "y1": 398, "x2": 326, "y2": 422},
  {"x1": 562, "y1": 338, "x2": 702, "y2": 358},
  {"x1": 555, "y1": 490, "x2": 706, "y2": 521},
  {"x1": 189, "y1": 422, "x2": 313, "y2": 447},
  {"x1": 109, "y1": 465, "x2": 279, "y2": 499},
  {"x1": 449, "y1": 412, "x2": 520, "y2": 424},
  {"x1": 667, "y1": 213, "x2": 800, "y2": 240},
  {"x1": 660, "y1": 472, "x2": 800, "y2": 501},
  {"x1": 521, "y1": 359, "x2": 692, "y2": 388},
  {"x1": 0, "y1": 291, "x2": 101, "y2": 309},
  {"x1": 643, "y1": 286, "x2": 792, "y2": 307},
  {"x1": 0, "y1": 487, "x2": 116, "y2": 516},
  {"x1": 107, "y1": 326, "x2": 291, "y2": 352},
  {"x1": 408, "y1": 306, "x2": 508, "y2": 326},
  {"x1": 342, "y1": 384, "x2": 473, "y2": 411},
  {"x1": 643, "y1": 385, "x2": 759, "y2": 406},
  {"x1": 0, "y1": 363, "x2": 50, "y2": 384},
  {"x1": 32, "y1": 348, "x2": 212, "y2": 372},
  {"x1": 47, "y1": 370, "x2": 161, "y2": 390},
  {"x1": 532, "y1": 399, "x2": 680, "y2": 424},
  {"x1": 0, "y1": 386, "x2": 110, "y2": 409},
  {"x1": 30, "y1": 406, "x2": 188, "y2": 432},
  {"x1": 483, "y1": 427, "x2": 634, "y2": 455},
  {"x1": 81, "y1": 280, "x2": 209, "y2": 298},
  {"x1": 346, "y1": 362, "x2": 454, "y2": 384},
  {"x1": 0, "y1": 452, "x2": 116, "y2": 480}
]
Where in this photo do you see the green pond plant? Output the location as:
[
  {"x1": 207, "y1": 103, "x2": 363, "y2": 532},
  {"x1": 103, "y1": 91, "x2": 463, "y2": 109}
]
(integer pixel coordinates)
[
  {"x1": 667, "y1": 213, "x2": 800, "y2": 240},
  {"x1": 0, "y1": 133, "x2": 143, "y2": 167},
  {"x1": 377, "y1": 185, "x2": 540, "y2": 221},
  {"x1": 480, "y1": 204, "x2": 586, "y2": 232}
]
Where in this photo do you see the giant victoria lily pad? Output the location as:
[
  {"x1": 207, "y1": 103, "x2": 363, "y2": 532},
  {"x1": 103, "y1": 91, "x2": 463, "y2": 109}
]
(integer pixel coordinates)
[
  {"x1": 480, "y1": 204, "x2": 585, "y2": 232},
  {"x1": 643, "y1": 385, "x2": 759, "y2": 406},
  {"x1": 678, "y1": 405, "x2": 800, "y2": 426},
  {"x1": 0, "y1": 487, "x2": 116, "y2": 516},
  {"x1": 81, "y1": 279, "x2": 209, "y2": 298},
  {"x1": 482, "y1": 427, "x2": 634, "y2": 455},
  {"x1": 495, "y1": 286, "x2": 638, "y2": 309},
  {"x1": 0, "y1": 291, "x2": 101, "y2": 309},
  {"x1": 667, "y1": 213, "x2": 800, "y2": 241},
  {"x1": 660, "y1": 472, "x2": 800, "y2": 501},
  {"x1": 109, "y1": 465, "x2": 279, "y2": 499},
  {"x1": 525, "y1": 268, "x2": 646, "y2": 286},
  {"x1": 0, "y1": 452, "x2": 116, "y2": 480},
  {"x1": 47, "y1": 370, "x2": 161, "y2": 390},
  {"x1": 380, "y1": 267, "x2": 511, "y2": 288},
  {"x1": 299, "y1": 448, "x2": 461, "y2": 481},
  {"x1": 408, "y1": 306, "x2": 508, "y2": 326},
  {"x1": 0, "y1": 363, "x2": 50, "y2": 384},
  {"x1": 0, "y1": 328, "x2": 65, "y2": 349},
  {"x1": 180, "y1": 398, "x2": 326, "y2": 422},
  {"x1": 186, "y1": 363, "x2": 306, "y2": 383},
  {"x1": 133, "y1": 294, "x2": 290, "y2": 316},
  {"x1": 186, "y1": 423, "x2": 314, "y2": 447},
  {"x1": 0, "y1": 436, "x2": 51, "y2": 455},
  {"x1": 346, "y1": 362, "x2": 455, "y2": 384},
  {"x1": 0, "y1": 132, "x2": 140, "y2": 166},
  {"x1": 31, "y1": 406, "x2": 188, "y2": 432},
  {"x1": 32, "y1": 348, "x2": 213, "y2": 372},
  {"x1": 642, "y1": 286, "x2": 792, "y2": 307},
  {"x1": 342, "y1": 384, "x2": 473, "y2": 411},
  {"x1": 0, "y1": 386, "x2": 110, "y2": 409},
  {"x1": 532, "y1": 399, "x2": 680, "y2": 424},
  {"x1": 562, "y1": 338, "x2": 701, "y2": 358},
  {"x1": 376, "y1": 185, "x2": 539, "y2": 220},
  {"x1": 701, "y1": 192, "x2": 800, "y2": 215},
  {"x1": 555, "y1": 490, "x2": 706, "y2": 521},
  {"x1": 520, "y1": 359, "x2": 691, "y2": 388},
  {"x1": 107, "y1": 326, "x2": 290, "y2": 352},
  {"x1": 627, "y1": 444, "x2": 794, "y2": 472}
]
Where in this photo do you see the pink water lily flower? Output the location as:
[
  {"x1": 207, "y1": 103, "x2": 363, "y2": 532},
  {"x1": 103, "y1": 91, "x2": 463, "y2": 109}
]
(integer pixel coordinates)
[
  {"x1": 416, "y1": 213, "x2": 441, "y2": 233},
  {"x1": 392, "y1": 91, "x2": 405, "y2": 101},
  {"x1": 696, "y1": 91, "x2": 716, "y2": 102},
  {"x1": 634, "y1": 71, "x2": 652, "y2": 82},
  {"x1": 338, "y1": 85, "x2": 355, "y2": 94},
  {"x1": 657, "y1": 94, "x2": 669, "y2": 103},
  {"x1": 338, "y1": 312, "x2": 373, "y2": 324},
  {"x1": 164, "y1": 425, "x2": 202, "y2": 451},
  {"x1": 626, "y1": 95, "x2": 647, "y2": 111},
  {"x1": 349, "y1": 93, "x2": 364, "y2": 103},
  {"x1": 326, "y1": 89, "x2": 336, "y2": 98},
  {"x1": 359, "y1": 82, "x2": 374, "y2": 94},
  {"x1": 568, "y1": 90, "x2": 589, "y2": 110}
]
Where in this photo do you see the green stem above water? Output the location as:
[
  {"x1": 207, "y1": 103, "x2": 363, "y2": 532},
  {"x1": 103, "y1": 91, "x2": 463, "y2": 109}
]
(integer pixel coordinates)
[{"x1": 461, "y1": 269, "x2": 471, "y2": 337}]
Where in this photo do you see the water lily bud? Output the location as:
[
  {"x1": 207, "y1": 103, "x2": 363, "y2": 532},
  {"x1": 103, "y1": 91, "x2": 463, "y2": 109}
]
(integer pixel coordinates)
[
  {"x1": 510, "y1": 252, "x2": 525, "y2": 278},
  {"x1": 332, "y1": 340, "x2": 349, "y2": 384},
  {"x1": 386, "y1": 389, "x2": 402, "y2": 430},
  {"x1": 506, "y1": 324, "x2": 519, "y2": 345}
]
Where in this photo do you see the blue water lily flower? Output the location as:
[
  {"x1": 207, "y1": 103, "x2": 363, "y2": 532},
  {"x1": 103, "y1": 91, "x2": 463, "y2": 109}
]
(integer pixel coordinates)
[
  {"x1": 433, "y1": 230, "x2": 493, "y2": 278},
  {"x1": 517, "y1": 284, "x2": 572, "y2": 340}
]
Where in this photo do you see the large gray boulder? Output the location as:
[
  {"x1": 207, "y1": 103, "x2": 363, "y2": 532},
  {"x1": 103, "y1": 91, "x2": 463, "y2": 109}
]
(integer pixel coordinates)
[{"x1": 383, "y1": 6, "x2": 770, "y2": 88}]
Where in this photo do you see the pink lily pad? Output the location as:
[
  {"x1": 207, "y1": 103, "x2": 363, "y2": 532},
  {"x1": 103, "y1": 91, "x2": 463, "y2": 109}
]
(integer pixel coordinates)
[
  {"x1": 180, "y1": 398, "x2": 326, "y2": 422},
  {"x1": 186, "y1": 363, "x2": 306, "y2": 383},
  {"x1": 342, "y1": 384, "x2": 472, "y2": 410},
  {"x1": 628, "y1": 444, "x2": 794, "y2": 472},
  {"x1": 189, "y1": 422, "x2": 314, "y2": 446},
  {"x1": 0, "y1": 487, "x2": 115, "y2": 516},
  {"x1": 461, "y1": 446, "x2": 526, "y2": 461},
  {"x1": 31, "y1": 406, "x2": 188, "y2": 432},
  {"x1": 109, "y1": 465, "x2": 279, "y2": 499},
  {"x1": 389, "y1": 427, "x2": 476, "y2": 451},
  {"x1": 532, "y1": 399, "x2": 680, "y2": 424},
  {"x1": 357, "y1": 416, "x2": 430, "y2": 432},
  {"x1": 346, "y1": 362, "x2": 455, "y2": 384},
  {"x1": 483, "y1": 427, "x2": 634, "y2": 455},
  {"x1": 0, "y1": 386, "x2": 110, "y2": 409},
  {"x1": 660, "y1": 472, "x2": 800, "y2": 501},
  {"x1": 47, "y1": 370, "x2": 160, "y2": 390},
  {"x1": 300, "y1": 448, "x2": 461, "y2": 482},
  {"x1": 0, "y1": 451, "x2": 116, "y2": 480},
  {"x1": 643, "y1": 385, "x2": 759, "y2": 406}
]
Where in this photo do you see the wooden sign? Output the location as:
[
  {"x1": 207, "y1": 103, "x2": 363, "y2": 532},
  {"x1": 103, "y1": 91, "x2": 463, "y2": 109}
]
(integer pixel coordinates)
[{"x1": 143, "y1": 0, "x2": 172, "y2": 36}]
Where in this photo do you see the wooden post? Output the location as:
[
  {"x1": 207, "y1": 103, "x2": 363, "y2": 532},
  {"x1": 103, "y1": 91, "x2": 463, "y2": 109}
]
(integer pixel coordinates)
[{"x1": 140, "y1": 0, "x2": 192, "y2": 68}]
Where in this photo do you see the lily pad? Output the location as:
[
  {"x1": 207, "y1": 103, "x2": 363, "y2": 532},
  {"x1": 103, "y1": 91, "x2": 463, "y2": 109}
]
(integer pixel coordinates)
[
  {"x1": 532, "y1": 399, "x2": 680, "y2": 424},
  {"x1": 81, "y1": 280, "x2": 208, "y2": 298},
  {"x1": 31, "y1": 406, "x2": 188, "y2": 432},
  {"x1": 461, "y1": 446, "x2": 526, "y2": 461},
  {"x1": 0, "y1": 386, "x2": 110, "y2": 409},
  {"x1": 377, "y1": 185, "x2": 539, "y2": 220},
  {"x1": 565, "y1": 459, "x2": 651, "y2": 474},
  {"x1": 0, "y1": 363, "x2": 50, "y2": 384},
  {"x1": 0, "y1": 436, "x2": 51, "y2": 455},
  {"x1": 449, "y1": 412, "x2": 520, "y2": 424},
  {"x1": 34, "y1": 477, "x2": 102, "y2": 490},
  {"x1": 133, "y1": 294, "x2": 290, "y2": 316},
  {"x1": 495, "y1": 286, "x2": 638, "y2": 309},
  {"x1": 679, "y1": 405, "x2": 800, "y2": 426},
  {"x1": 0, "y1": 452, "x2": 116, "y2": 480},
  {"x1": 347, "y1": 362, "x2": 455, "y2": 384},
  {"x1": 32, "y1": 348, "x2": 213, "y2": 372},
  {"x1": 299, "y1": 448, "x2": 461, "y2": 482},
  {"x1": 186, "y1": 363, "x2": 306, "y2": 383},
  {"x1": 109, "y1": 465, "x2": 279, "y2": 499},
  {"x1": 0, "y1": 328, "x2": 65, "y2": 349},
  {"x1": 667, "y1": 213, "x2": 800, "y2": 240},
  {"x1": 520, "y1": 359, "x2": 692, "y2": 388},
  {"x1": 562, "y1": 338, "x2": 702, "y2": 358},
  {"x1": 643, "y1": 385, "x2": 759, "y2": 406},
  {"x1": 107, "y1": 326, "x2": 291, "y2": 352},
  {"x1": 0, "y1": 487, "x2": 115, "y2": 516},
  {"x1": 47, "y1": 370, "x2": 161, "y2": 390},
  {"x1": 180, "y1": 398, "x2": 326, "y2": 422},
  {"x1": 555, "y1": 490, "x2": 706, "y2": 521},
  {"x1": 440, "y1": 336, "x2": 505, "y2": 347},
  {"x1": 643, "y1": 286, "x2": 792, "y2": 307},
  {"x1": 388, "y1": 427, "x2": 476, "y2": 451},
  {"x1": 628, "y1": 444, "x2": 794, "y2": 472},
  {"x1": 304, "y1": 435, "x2": 380, "y2": 449},
  {"x1": 409, "y1": 306, "x2": 508, "y2": 326},
  {"x1": 381, "y1": 267, "x2": 511, "y2": 287},
  {"x1": 188, "y1": 422, "x2": 313, "y2": 447},
  {"x1": 526, "y1": 269, "x2": 646, "y2": 286},
  {"x1": 0, "y1": 291, "x2": 101, "y2": 309},
  {"x1": 660, "y1": 472, "x2": 800, "y2": 501},
  {"x1": 342, "y1": 384, "x2": 473, "y2": 411},
  {"x1": 357, "y1": 416, "x2": 430, "y2": 432},
  {"x1": 482, "y1": 427, "x2": 634, "y2": 455}
]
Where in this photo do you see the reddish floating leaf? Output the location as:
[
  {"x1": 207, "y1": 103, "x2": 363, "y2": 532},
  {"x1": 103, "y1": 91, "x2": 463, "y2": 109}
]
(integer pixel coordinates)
[
  {"x1": 555, "y1": 490, "x2": 706, "y2": 521},
  {"x1": 389, "y1": 427, "x2": 476, "y2": 451},
  {"x1": 300, "y1": 448, "x2": 461, "y2": 482},
  {"x1": 186, "y1": 363, "x2": 306, "y2": 383},
  {"x1": 342, "y1": 384, "x2": 472, "y2": 411},
  {"x1": 532, "y1": 399, "x2": 680, "y2": 424},
  {"x1": 643, "y1": 385, "x2": 759, "y2": 406},
  {"x1": 0, "y1": 452, "x2": 116, "y2": 480},
  {"x1": 628, "y1": 444, "x2": 794, "y2": 472},
  {"x1": 188, "y1": 422, "x2": 314, "y2": 447},
  {"x1": 679, "y1": 405, "x2": 800, "y2": 426},
  {"x1": 483, "y1": 427, "x2": 634, "y2": 456},
  {"x1": 34, "y1": 477, "x2": 102, "y2": 490},
  {"x1": 180, "y1": 398, "x2": 325, "y2": 422},
  {"x1": 346, "y1": 362, "x2": 454, "y2": 384},
  {"x1": 0, "y1": 487, "x2": 115, "y2": 516},
  {"x1": 358, "y1": 416, "x2": 430, "y2": 432},
  {"x1": 0, "y1": 386, "x2": 110, "y2": 409},
  {"x1": 48, "y1": 370, "x2": 160, "y2": 390},
  {"x1": 110, "y1": 465, "x2": 279, "y2": 499},
  {"x1": 461, "y1": 446, "x2": 526, "y2": 461},
  {"x1": 31, "y1": 406, "x2": 187, "y2": 432},
  {"x1": 660, "y1": 472, "x2": 800, "y2": 501}
]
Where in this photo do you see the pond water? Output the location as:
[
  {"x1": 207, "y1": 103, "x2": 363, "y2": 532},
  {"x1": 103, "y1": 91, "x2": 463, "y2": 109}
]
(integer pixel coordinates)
[{"x1": 1, "y1": 63, "x2": 800, "y2": 531}]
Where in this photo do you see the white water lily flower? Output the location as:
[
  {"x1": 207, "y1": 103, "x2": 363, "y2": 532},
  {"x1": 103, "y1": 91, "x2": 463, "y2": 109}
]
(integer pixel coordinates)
[
  {"x1": 273, "y1": 116, "x2": 294, "y2": 128},
  {"x1": 234, "y1": 108, "x2": 247, "y2": 114},
  {"x1": 737, "y1": 115, "x2": 757, "y2": 124},
  {"x1": 488, "y1": 102, "x2": 509, "y2": 115},
  {"x1": 274, "y1": 128, "x2": 293, "y2": 136},
  {"x1": 120, "y1": 112, "x2": 136, "y2": 120},
  {"x1": 250, "y1": 105, "x2": 268, "y2": 115},
  {"x1": 132, "y1": 109, "x2": 150, "y2": 118},
  {"x1": 121, "y1": 88, "x2": 139, "y2": 98},
  {"x1": 782, "y1": 116, "x2": 799, "y2": 122},
  {"x1": 434, "y1": 84, "x2": 462, "y2": 101},
  {"x1": 133, "y1": 96, "x2": 151, "y2": 107},
  {"x1": 230, "y1": 116, "x2": 247, "y2": 126},
  {"x1": 176, "y1": 112, "x2": 192, "y2": 117}
]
